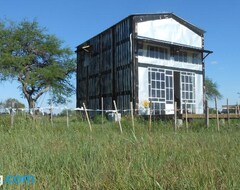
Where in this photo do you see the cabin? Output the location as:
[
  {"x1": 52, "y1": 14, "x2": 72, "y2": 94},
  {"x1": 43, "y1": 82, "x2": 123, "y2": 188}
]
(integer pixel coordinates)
[{"x1": 76, "y1": 13, "x2": 212, "y2": 115}]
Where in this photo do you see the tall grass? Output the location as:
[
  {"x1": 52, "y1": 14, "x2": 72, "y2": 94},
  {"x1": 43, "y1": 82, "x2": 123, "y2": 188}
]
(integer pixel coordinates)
[{"x1": 0, "y1": 114, "x2": 240, "y2": 189}]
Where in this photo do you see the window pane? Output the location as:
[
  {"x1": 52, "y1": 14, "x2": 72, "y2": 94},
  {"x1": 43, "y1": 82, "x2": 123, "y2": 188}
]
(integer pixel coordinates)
[
  {"x1": 152, "y1": 90, "x2": 155, "y2": 97},
  {"x1": 170, "y1": 77, "x2": 173, "y2": 87},
  {"x1": 161, "y1": 90, "x2": 165, "y2": 98},
  {"x1": 152, "y1": 81, "x2": 155, "y2": 88},
  {"x1": 161, "y1": 82, "x2": 164, "y2": 89},
  {"x1": 166, "y1": 90, "x2": 169, "y2": 99},
  {"x1": 182, "y1": 76, "x2": 184, "y2": 82},
  {"x1": 166, "y1": 77, "x2": 169, "y2": 87},
  {"x1": 152, "y1": 73, "x2": 155, "y2": 80},
  {"x1": 161, "y1": 73, "x2": 164, "y2": 80}
]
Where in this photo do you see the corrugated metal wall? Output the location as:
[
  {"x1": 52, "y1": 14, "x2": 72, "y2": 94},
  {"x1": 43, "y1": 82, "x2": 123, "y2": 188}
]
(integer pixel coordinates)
[
  {"x1": 114, "y1": 18, "x2": 132, "y2": 112},
  {"x1": 77, "y1": 18, "x2": 133, "y2": 112}
]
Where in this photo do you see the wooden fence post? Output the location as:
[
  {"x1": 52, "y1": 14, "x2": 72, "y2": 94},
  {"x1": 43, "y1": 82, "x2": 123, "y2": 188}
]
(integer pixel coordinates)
[
  {"x1": 130, "y1": 101, "x2": 135, "y2": 133},
  {"x1": 174, "y1": 101, "x2": 177, "y2": 132},
  {"x1": 238, "y1": 102, "x2": 240, "y2": 118},
  {"x1": 101, "y1": 97, "x2": 104, "y2": 128},
  {"x1": 205, "y1": 100, "x2": 209, "y2": 128},
  {"x1": 215, "y1": 97, "x2": 220, "y2": 131},
  {"x1": 185, "y1": 101, "x2": 188, "y2": 130},
  {"x1": 227, "y1": 98, "x2": 230, "y2": 125},
  {"x1": 10, "y1": 102, "x2": 15, "y2": 129},
  {"x1": 113, "y1": 100, "x2": 123, "y2": 134},
  {"x1": 83, "y1": 103, "x2": 92, "y2": 132},
  {"x1": 149, "y1": 101, "x2": 152, "y2": 132},
  {"x1": 50, "y1": 100, "x2": 53, "y2": 127}
]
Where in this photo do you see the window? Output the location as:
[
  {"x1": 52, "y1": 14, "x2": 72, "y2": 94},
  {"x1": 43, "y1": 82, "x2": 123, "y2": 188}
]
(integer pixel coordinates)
[
  {"x1": 148, "y1": 68, "x2": 175, "y2": 115},
  {"x1": 192, "y1": 53, "x2": 201, "y2": 64},
  {"x1": 149, "y1": 68, "x2": 165, "y2": 101},
  {"x1": 151, "y1": 102, "x2": 165, "y2": 115},
  {"x1": 138, "y1": 44, "x2": 169, "y2": 60},
  {"x1": 174, "y1": 51, "x2": 187, "y2": 62},
  {"x1": 165, "y1": 70, "x2": 173, "y2": 104},
  {"x1": 181, "y1": 72, "x2": 195, "y2": 113}
]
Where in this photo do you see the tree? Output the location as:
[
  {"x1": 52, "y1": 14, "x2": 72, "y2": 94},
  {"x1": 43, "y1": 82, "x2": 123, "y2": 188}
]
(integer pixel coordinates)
[
  {"x1": 205, "y1": 77, "x2": 222, "y2": 101},
  {"x1": 0, "y1": 98, "x2": 25, "y2": 109},
  {"x1": 0, "y1": 20, "x2": 75, "y2": 112}
]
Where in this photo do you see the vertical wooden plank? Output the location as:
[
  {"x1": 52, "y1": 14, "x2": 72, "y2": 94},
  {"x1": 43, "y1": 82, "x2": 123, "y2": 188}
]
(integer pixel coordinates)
[
  {"x1": 206, "y1": 106, "x2": 209, "y2": 128},
  {"x1": 238, "y1": 102, "x2": 240, "y2": 118},
  {"x1": 50, "y1": 99, "x2": 53, "y2": 127},
  {"x1": 215, "y1": 97, "x2": 220, "y2": 131},
  {"x1": 113, "y1": 100, "x2": 123, "y2": 134},
  {"x1": 185, "y1": 101, "x2": 188, "y2": 130},
  {"x1": 10, "y1": 101, "x2": 15, "y2": 129},
  {"x1": 130, "y1": 101, "x2": 135, "y2": 133},
  {"x1": 205, "y1": 100, "x2": 209, "y2": 128},
  {"x1": 83, "y1": 103, "x2": 92, "y2": 132},
  {"x1": 174, "y1": 101, "x2": 177, "y2": 132},
  {"x1": 101, "y1": 97, "x2": 104, "y2": 128},
  {"x1": 149, "y1": 101, "x2": 152, "y2": 132},
  {"x1": 227, "y1": 98, "x2": 230, "y2": 125}
]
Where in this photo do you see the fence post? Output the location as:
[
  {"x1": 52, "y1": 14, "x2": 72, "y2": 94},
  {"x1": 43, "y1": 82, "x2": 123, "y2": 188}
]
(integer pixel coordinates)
[
  {"x1": 10, "y1": 101, "x2": 15, "y2": 129},
  {"x1": 205, "y1": 100, "x2": 209, "y2": 128},
  {"x1": 113, "y1": 100, "x2": 123, "y2": 134},
  {"x1": 101, "y1": 97, "x2": 104, "y2": 128},
  {"x1": 185, "y1": 101, "x2": 188, "y2": 130},
  {"x1": 130, "y1": 101, "x2": 135, "y2": 133},
  {"x1": 227, "y1": 98, "x2": 230, "y2": 125},
  {"x1": 83, "y1": 103, "x2": 92, "y2": 132},
  {"x1": 215, "y1": 97, "x2": 220, "y2": 131},
  {"x1": 238, "y1": 102, "x2": 240, "y2": 118},
  {"x1": 50, "y1": 100, "x2": 53, "y2": 127},
  {"x1": 174, "y1": 101, "x2": 177, "y2": 132},
  {"x1": 149, "y1": 101, "x2": 152, "y2": 132}
]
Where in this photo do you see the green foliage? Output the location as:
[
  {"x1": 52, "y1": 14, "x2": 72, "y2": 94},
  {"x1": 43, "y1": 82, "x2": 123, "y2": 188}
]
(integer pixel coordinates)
[
  {"x1": 0, "y1": 98, "x2": 25, "y2": 109},
  {"x1": 1, "y1": 114, "x2": 240, "y2": 189},
  {"x1": 205, "y1": 77, "x2": 222, "y2": 101},
  {"x1": 0, "y1": 19, "x2": 76, "y2": 109}
]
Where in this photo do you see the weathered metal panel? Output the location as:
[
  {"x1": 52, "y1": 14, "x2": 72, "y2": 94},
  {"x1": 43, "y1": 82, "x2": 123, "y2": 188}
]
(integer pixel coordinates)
[{"x1": 113, "y1": 18, "x2": 132, "y2": 111}]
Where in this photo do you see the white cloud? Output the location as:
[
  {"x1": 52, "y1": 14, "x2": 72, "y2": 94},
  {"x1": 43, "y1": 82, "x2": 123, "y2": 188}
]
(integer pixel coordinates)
[{"x1": 210, "y1": 61, "x2": 218, "y2": 65}]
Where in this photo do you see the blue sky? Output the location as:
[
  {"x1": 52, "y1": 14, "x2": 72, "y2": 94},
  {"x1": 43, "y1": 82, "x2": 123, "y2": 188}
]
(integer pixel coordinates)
[{"x1": 0, "y1": 0, "x2": 240, "y2": 109}]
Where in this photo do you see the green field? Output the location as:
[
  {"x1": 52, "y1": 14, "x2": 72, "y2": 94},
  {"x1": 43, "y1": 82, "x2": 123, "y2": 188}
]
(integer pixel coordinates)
[{"x1": 1, "y1": 114, "x2": 240, "y2": 189}]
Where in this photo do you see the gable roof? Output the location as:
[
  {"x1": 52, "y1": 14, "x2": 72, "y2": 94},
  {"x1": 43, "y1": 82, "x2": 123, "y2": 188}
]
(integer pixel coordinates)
[
  {"x1": 131, "y1": 13, "x2": 205, "y2": 36},
  {"x1": 76, "y1": 13, "x2": 206, "y2": 49}
]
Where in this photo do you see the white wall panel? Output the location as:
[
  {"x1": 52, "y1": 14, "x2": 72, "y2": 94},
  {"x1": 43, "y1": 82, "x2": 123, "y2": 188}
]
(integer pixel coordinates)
[
  {"x1": 138, "y1": 56, "x2": 202, "y2": 71},
  {"x1": 195, "y1": 74, "x2": 203, "y2": 114},
  {"x1": 138, "y1": 67, "x2": 149, "y2": 114},
  {"x1": 137, "y1": 18, "x2": 202, "y2": 48}
]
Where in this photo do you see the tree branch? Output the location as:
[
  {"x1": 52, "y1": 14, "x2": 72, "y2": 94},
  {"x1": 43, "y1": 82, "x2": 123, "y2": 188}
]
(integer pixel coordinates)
[{"x1": 33, "y1": 86, "x2": 50, "y2": 101}]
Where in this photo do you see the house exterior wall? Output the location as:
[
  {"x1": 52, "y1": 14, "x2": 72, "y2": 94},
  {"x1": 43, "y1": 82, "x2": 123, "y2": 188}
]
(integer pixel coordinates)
[
  {"x1": 135, "y1": 15, "x2": 205, "y2": 114},
  {"x1": 76, "y1": 13, "x2": 210, "y2": 115},
  {"x1": 137, "y1": 18, "x2": 202, "y2": 48},
  {"x1": 76, "y1": 18, "x2": 133, "y2": 111}
]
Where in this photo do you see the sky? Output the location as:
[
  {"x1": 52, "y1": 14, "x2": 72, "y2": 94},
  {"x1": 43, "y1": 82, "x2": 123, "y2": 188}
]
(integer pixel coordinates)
[{"x1": 0, "y1": 0, "x2": 240, "y2": 109}]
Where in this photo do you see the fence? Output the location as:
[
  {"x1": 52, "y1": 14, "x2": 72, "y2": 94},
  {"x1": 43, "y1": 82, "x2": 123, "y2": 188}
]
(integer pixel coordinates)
[{"x1": 1, "y1": 99, "x2": 240, "y2": 132}]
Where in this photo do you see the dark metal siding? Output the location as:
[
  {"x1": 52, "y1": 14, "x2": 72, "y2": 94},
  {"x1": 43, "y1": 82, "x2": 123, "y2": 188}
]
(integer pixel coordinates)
[
  {"x1": 114, "y1": 18, "x2": 132, "y2": 111},
  {"x1": 77, "y1": 17, "x2": 133, "y2": 111}
]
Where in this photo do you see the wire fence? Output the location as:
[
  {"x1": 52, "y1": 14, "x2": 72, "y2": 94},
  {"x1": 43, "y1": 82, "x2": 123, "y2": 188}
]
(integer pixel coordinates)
[{"x1": 1, "y1": 99, "x2": 240, "y2": 132}]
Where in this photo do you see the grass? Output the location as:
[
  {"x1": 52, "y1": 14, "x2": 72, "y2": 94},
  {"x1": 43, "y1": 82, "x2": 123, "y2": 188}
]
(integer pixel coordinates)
[{"x1": 0, "y1": 114, "x2": 240, "y2": 189}]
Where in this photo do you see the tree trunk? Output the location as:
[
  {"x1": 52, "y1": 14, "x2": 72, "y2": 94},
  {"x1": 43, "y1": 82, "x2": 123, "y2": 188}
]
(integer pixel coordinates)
[{"x1": 27, "y1": 97, "x2": 36, "y2": 119}]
